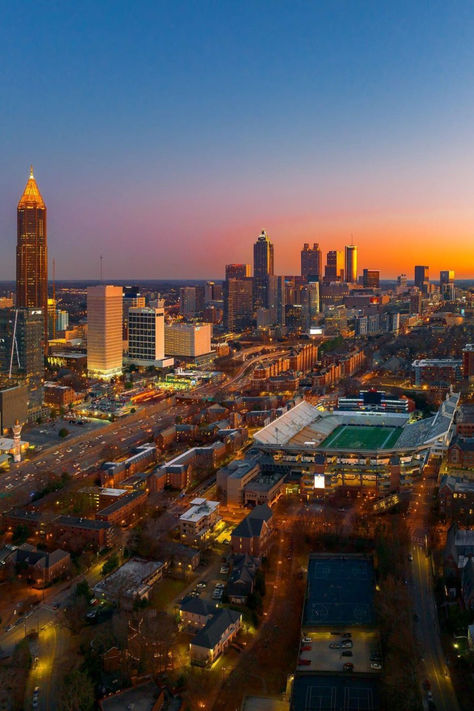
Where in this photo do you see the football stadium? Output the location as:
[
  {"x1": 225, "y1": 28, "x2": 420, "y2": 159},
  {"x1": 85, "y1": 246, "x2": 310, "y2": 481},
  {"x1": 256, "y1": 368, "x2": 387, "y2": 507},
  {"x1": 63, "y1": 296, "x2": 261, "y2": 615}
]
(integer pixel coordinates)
[{"x1": 253, "y1": 392, "x2": 460, "y2": 493}]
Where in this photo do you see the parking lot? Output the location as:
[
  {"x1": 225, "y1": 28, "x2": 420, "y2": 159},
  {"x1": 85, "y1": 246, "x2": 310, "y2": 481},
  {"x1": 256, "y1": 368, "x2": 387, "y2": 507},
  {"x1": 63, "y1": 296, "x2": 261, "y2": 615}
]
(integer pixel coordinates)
[
  {"x1": 24, "y1": 418, "x2": 107, "y2": 449},
  {"x1": 296, "y1": 629, "x2": 382, "y2": 674}
]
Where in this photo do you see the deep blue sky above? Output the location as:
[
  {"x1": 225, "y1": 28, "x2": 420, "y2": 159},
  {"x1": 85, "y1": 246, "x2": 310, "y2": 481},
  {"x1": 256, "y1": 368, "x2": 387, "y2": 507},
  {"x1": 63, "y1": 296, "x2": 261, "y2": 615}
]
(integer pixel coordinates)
[{"x1": 1, "y1": 1, "x2": 474, "y2": 278}]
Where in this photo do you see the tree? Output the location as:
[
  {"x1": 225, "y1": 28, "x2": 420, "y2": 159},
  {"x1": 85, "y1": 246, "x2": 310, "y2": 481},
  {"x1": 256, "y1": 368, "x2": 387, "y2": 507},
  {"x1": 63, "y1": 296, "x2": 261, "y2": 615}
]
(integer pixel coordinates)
[
  {"x1": 102, "y1": 554, "x2": 119, "y2": 576},
  {"x1": 58, "y1": 427, "x2": 69, "y2": 438},
  {"x1": 12, "y1": 524, "x2": 29, "y2": 545},
  {"x1": 75, "y1": 579, "x2": 92, "y2": 601},
  {"x1": 58, "y1": 669, "x2": 94, "y2": 711}
]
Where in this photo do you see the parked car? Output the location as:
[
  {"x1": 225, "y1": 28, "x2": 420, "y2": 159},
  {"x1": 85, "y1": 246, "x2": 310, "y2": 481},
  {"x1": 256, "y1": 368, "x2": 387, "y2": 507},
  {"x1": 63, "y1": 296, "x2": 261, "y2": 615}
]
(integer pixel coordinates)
[
  {"x1": 300, "y1": 645, "x2": 312, "y2": 652},
  {"x1": 302, "y1": 636, "x2": 312, "y2": 643},
  {"x1": 343, "y1": 663, "x2": 354, "y2": 672},
  {"x1": 371, "y1": 662, "x2": 382, "y2": 670},
  {"x1": 329, "y1": 642, "x2": 341, "y2": 649},
  {"x1": 342, "y1": 632, "x2": 352, "y2": 638},
  {"x1": 298, "y1": 658, "x2": 311, "y2": 666},
  {"x1": 422, "y1": 679, "x2": 431, "y2": 691},
  {"x1": 341, "y1": 640, "x2": 353, "y2": 649},
  {"x1": 341, "y1": 651, "x2": 353, "y2": 657}
]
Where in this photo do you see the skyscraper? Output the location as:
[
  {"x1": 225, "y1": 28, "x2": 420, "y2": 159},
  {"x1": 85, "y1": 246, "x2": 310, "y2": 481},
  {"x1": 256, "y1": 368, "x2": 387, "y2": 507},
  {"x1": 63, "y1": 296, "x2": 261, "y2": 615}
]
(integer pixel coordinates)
[
  {"x1": 16, "y1": 166, "x2": 48, "y2": 346},
  {"x1": 253, "y1": 230, "x2": 274, "y2": 308},
  {"x1": 87, "y1": 285, "x2": 123, "y2": 379},
  {"x1": 414, "y1": 265, "x2": 429, "y2": 293},
  {"x1": 225, "y1": 264, "x2": 251, "y2": 280},
  {"x1": 324, "y1": 250, "x2": 344, "y2": 282},
  {"x1": 362, "y1": 269, "x2": 380, "y2": 289},
  {"x1": 223, "y1": 278, "x2": 253, "y2": 331},
  {"x1": 301, "y1": 243, "x2": 322, "y2": 280},
  {"x1": 440, "y1": 270, "x2": 455, "y2": 300},
  {"x1": 0, "y1": 308, "x2": 44, "y2": 414},
  {"x1": 344, "y1": 245, "x2": 358, "y2": 283}
]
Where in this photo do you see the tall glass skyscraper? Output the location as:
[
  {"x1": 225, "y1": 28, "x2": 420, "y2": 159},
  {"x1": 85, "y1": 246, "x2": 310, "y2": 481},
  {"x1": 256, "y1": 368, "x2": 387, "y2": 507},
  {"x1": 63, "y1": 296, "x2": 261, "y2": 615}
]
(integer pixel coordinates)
[
  {"x1": 253, "y1": 230, "x2": 274, "y2": 308},
  {"x1": 344, "y1": 244, "x2": 358, "y2": 283},
  {"x1": 16, "y1": 166, "x2": 48, "y2": 346}
]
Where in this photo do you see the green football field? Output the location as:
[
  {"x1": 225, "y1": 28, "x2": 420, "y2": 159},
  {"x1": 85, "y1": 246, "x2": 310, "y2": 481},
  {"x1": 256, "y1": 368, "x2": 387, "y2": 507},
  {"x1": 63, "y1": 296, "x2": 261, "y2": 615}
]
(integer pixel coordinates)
[{"x1": 320, "y1": 424, "x2": 402, "y2": 450}]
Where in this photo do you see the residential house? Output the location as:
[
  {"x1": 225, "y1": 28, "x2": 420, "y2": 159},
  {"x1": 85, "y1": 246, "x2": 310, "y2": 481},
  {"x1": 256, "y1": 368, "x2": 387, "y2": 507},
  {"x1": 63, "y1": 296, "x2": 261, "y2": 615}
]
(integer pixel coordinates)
[
  {"x1": 190, "y1": 608, "x2": 242, "y2": 666},
  {"x1": 227, "y1": 554, "x2": 258, "y2": 605},
  {"x1": 231, "y1": 504, "x2": 274, "y2": 557},
  {"x1": 179, "y1": 598, "x2": 216, "y2": 629}
]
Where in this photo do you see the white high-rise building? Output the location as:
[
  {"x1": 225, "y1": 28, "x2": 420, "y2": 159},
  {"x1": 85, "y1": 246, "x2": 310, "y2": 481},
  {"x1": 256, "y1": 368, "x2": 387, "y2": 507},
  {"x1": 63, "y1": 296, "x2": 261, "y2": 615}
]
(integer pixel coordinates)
[
  {"x1": 127, "y1": 304, "x2": 173, "y2": 367},
  {"x1": 87, "y1": 285, "x2": 123, "y2": 379}
]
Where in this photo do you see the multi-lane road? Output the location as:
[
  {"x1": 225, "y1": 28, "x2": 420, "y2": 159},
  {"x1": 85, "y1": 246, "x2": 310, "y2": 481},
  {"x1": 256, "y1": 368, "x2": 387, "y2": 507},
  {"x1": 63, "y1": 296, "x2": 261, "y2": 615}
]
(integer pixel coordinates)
[{"x1": 407, "y1": 462, "x2": 460, "y2": 711}]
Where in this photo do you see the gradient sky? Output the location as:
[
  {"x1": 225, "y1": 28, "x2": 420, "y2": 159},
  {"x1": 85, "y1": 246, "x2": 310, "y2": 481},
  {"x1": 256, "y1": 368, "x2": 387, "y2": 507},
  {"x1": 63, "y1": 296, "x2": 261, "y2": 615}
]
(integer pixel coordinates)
[{"x1": 1, "y1": 0, "x2": 474, "y2": 280}]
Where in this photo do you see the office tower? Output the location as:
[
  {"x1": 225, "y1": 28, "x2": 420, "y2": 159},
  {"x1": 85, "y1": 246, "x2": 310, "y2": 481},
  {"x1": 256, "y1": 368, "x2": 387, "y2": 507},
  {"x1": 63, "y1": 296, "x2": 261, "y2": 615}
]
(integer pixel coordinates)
[
  {"x1": 0, "y1": 308, "x2": 44, "y2": 414},
  {"x1": 204, "y1": 282, "x2": 223, "y2": 303},
  {"x1": 225, "y1": 264, "x2": 251, "y2": 280},
  {"x1": 87, "y1": 285, "x2": 123, "y2": 379},
  {"x1": 179, "y1": 286, "x2": 205, "y2": 316},
  {"x1": 344, "y1": 245, "x2": 358, "y2": 283},
  {"x1": 47, "y1": 299, "x2": 69, "y2": 336},
  {"x1": 253, "y1": 230, "x2": 274, "y2": 308},
  {"x1": 301, "y1": 243, "x2": 322, "y2": 280},
  {"x1": 164, "y1": 323, "x2": 212, "y2": 358},
  {"x1": 223, "y1": 278, "x2": 253, "y2": 331},
  {"x1": 127, "y1": 305, "x2": 167, "y2": 367},
  {"x1": 410, "y1": 289, "x2": 422, "y2": 315},
  {"x1": 265, "y1": 275, "x2": 286, "y2": 327},
  {"x1": 463, "y1": 344, "x2": 474, "y2": 384},
  {"x1": 440, "y1": 270, "x2": 455, "y2": 300},
  {"x1": 325, "y1": 250, "x2": 344, "y2": 282},
  {"x1": 414, "y1": 265, "x2": 429, "y2": 293},
  {"x1": 362, "y1": 269, "x2": 380, "y2": 289},
  {"x1": 397, "y1": 274, "x2": 408, "y2": 293},
  {"x1": 179, "y1": 287, "x2": 196, "y2": 317},
  {"x1": 123, "y1": 286, "x2": 145, "y2": 313},
  {"x1": 303, "y1": 279, "x2": 320, "y2": 331},
  {"x1": 16, "y1": 166, "x2": 48, "y2": 346}
]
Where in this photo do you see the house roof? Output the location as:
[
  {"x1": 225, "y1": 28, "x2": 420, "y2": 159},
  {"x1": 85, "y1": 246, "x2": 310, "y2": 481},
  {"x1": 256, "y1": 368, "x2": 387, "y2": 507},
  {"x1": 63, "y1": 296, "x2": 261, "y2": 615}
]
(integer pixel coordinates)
[
  {"x1": 180, "y1": 597, "x2": 216, "y2": 617},
  {"x1": 192, "y1": 608, "x2": 241, "y2": 650},
  {"x1": 232, "y1": 505, "x2": 272, "y2": 540}
]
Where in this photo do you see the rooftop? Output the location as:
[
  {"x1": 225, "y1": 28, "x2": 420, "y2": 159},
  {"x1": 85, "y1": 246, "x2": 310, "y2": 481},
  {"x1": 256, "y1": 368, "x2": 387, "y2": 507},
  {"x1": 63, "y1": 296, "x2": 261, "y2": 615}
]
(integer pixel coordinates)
[
  {"x1": 180, "y1": 498, "x2": 219, "y2": 524},
  {"x1": 192, "y1": 607, "x2": 241, "y2": 650},
  {"x1": 95, "y1": 558, "x2": 164, "y2": 599},
  {"x1": 99, "y1": 681, "x2": 161, "y2": 711}
]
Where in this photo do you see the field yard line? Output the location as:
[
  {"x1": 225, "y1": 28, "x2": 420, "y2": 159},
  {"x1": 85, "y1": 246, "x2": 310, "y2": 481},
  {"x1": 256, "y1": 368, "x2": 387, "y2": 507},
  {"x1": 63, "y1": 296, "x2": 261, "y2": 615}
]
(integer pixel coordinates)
[{"x1": 379, "y1": 428, "x2": 394, "y2": 449}]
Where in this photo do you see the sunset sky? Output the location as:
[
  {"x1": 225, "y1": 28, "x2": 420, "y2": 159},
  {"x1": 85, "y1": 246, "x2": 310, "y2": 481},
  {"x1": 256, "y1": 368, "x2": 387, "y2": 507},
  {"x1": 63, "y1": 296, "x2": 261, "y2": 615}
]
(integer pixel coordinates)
[{"x1": 1, "y1": 1, "x2": 474, "y2": 280}]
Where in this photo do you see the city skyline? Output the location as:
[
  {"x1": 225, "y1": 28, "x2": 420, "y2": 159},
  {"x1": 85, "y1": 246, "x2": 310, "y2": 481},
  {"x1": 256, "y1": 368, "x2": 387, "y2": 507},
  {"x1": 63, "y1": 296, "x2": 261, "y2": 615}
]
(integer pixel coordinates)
[{"x1": 1, "y1": 2, "x2": 474, "y2": 280}]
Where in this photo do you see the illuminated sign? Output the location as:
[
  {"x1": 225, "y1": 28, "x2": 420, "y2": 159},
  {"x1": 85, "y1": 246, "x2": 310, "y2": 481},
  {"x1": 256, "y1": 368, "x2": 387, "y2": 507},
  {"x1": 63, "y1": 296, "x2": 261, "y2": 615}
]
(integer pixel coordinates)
[
  {"x1": 309, "y1": 327, "x2": 323, "y2": 335},
  {"x1": 314, "y1": 474, "x2": 325, "y2": 489}
]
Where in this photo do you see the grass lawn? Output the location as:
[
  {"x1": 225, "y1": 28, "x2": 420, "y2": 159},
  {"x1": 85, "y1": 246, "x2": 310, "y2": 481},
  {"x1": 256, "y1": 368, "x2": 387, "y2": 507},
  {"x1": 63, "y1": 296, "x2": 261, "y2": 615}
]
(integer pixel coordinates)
[
  {"x1": 150, "y1": 578, "x2": 189, "y2": 611},
  {"x1": 321, "y1": 424, "x2": 402, "y2": 450}
]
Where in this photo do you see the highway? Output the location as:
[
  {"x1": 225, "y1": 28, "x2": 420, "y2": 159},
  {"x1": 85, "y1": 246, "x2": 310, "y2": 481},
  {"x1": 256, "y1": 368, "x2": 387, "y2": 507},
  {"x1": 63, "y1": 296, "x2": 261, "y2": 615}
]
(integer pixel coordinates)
[{"x1": 407, "y1": 462, "x2": 460, "y2": 711}]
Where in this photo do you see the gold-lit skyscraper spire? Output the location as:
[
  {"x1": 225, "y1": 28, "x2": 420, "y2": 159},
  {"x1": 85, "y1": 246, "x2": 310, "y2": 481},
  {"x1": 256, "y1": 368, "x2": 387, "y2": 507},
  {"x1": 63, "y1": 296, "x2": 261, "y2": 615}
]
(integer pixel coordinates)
[{"x1": 16, "y1": 166, "x2": 48, "y2": 347}]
